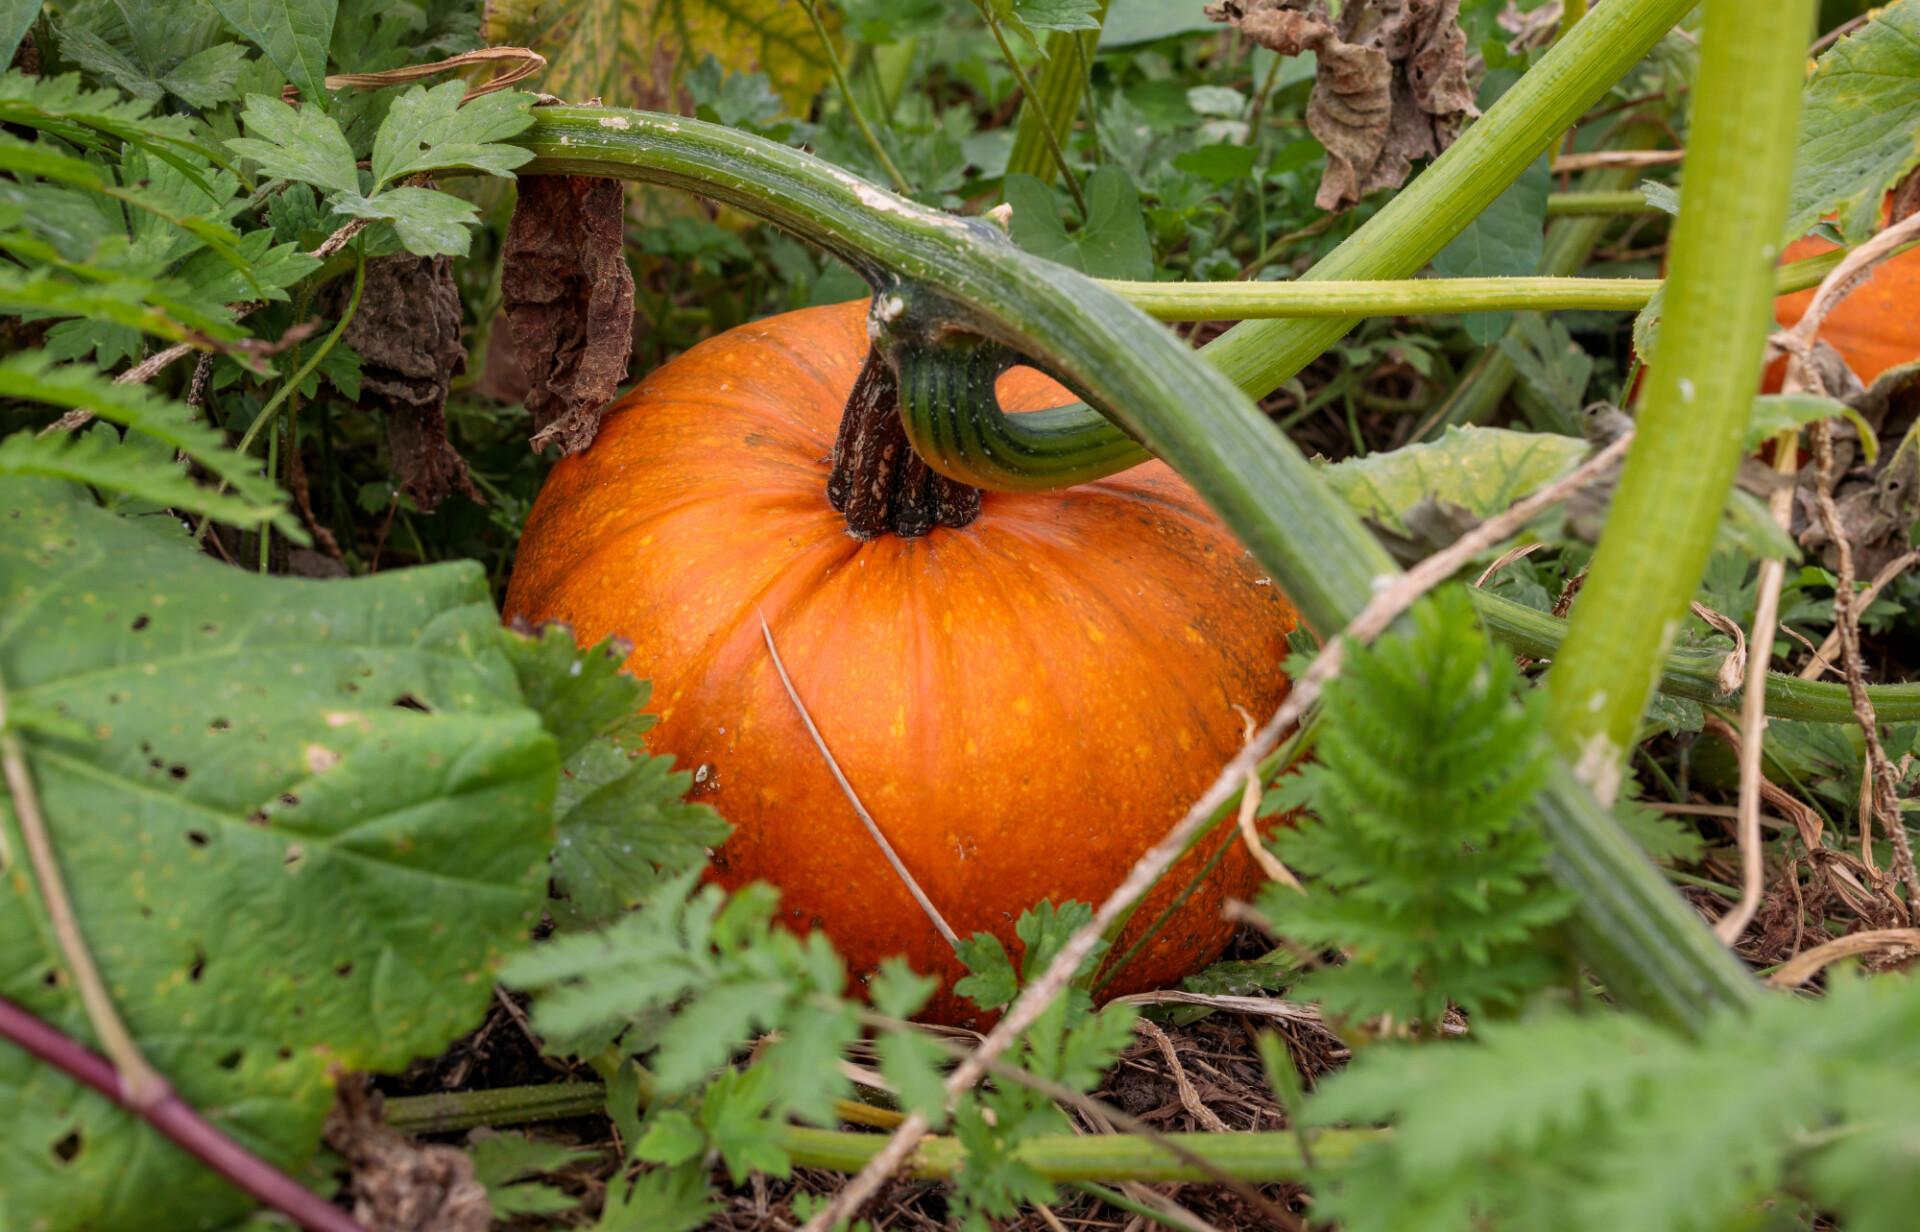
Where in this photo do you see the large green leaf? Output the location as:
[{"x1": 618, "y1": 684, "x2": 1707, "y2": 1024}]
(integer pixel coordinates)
[
  {"x1": 204, "y1": 0, "x2": 336, "y2": 105},
  {"x1": 1783, "y1": 2, "x2": 1920, "y2": 244},
  {"x1": 1004, "y1": 166, "x2": 1153, "y2": 281},
  {"x1": 1318, "y1": 426, "x2": 1588, "y2": 538},
  {"x1": 0, "y1": 481, "x2": 556, "y2": 1232}
]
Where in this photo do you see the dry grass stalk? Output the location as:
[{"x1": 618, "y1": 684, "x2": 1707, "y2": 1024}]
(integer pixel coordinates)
[
  {"x1": 1807, "y1": 419, "x2": 1920, "y2": 921},
  {"x1": 1765, "y1": 928, "x2": 1920, "y2": 988}
]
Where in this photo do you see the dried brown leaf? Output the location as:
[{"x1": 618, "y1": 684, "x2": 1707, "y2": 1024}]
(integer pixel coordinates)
[
  {"x1": 326, "y1": 1086, "x2": 491, "y2": 1232},
  {"x1": 1207, "y1": 0, "x2": 1475, "y2": 211},
  {"x1": 335, "y1": 252, "x2": 477, "y2": 512},
  {"x1": 502, "y1": 173, "x2": 636, "y2": 455}
]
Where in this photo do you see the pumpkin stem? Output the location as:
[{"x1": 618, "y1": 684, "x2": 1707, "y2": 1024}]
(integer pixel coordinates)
[{"x1": 828, "y1": 347, "x2": 981, "y2": 539}]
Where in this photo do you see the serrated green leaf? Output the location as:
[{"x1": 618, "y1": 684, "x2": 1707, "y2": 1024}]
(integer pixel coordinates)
[
  {"x1": 469, "y1": 1131, "x2": 602, "y2": 1187},
  {"x1": 331, "y1": 185, "x2": 480, "y2": 256},
  {"x1": 1172, "y1": 140, "x2": 1260, "y2": 187},
  {"x1": 0, "y1": 259, "x2": 242, "y2": 346},
  {"x1": 370, "y1": 81, "x2": 535, "y2": 189},
  {"x1": 597, "y1": 1159, "x2": 716, "y2": 1232},
  {"x1": 953, "y1": 931, "x2": 1020, "y2": 1012},
  {"x1": 500, "y1": 623, "x2": 653, "y2": 762},
  {"x1": 158, "y1": 41, "x2": 252, "y2": 109},
  {"x1": 1319, "y1": 425, "x2": 1589, "y2": 538},
  {"x1": 634, "y1": 1109, "x2": 707, "y2": 1166},
  {"x1": 174, "y1": 227, "x2": 321, "y2": 305},
  {"x1": 0, "y1": 481, "x2": 556, "y2": 1232},
  {"x1": 877, "y1": 1021, "x2": 951, "y2": 1128},
  {"x1": 52, "y1": 19, "x2": 164, "y2": 102},
  {"x1": 1784, "y1": 3, "x2": 1920, "y2": 245},
  {"x1": 205, "y1": 0, "x2": 335, "y2": 104},
  {"x1": 1499, "y1": 313, "x2": 1592, "y2": 435},
  {"x1": 228, "y1": 93, "x2": 360, "y2": 197}
]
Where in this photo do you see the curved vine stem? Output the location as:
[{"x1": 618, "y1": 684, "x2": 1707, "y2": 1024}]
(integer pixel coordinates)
[{"x1": 1544, "y1": 0, "x2": 1815, "y2": 802}]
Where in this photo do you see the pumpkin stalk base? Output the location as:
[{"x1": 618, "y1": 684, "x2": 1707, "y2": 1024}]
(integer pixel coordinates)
[{"x1": 828, "y1": 347, "x2": 982, "y2": 539}]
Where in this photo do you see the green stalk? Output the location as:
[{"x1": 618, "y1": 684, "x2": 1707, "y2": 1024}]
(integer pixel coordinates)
[
  {"x1": 894, "y1": 0, "x2": 1710, "y2": 488},
  {"x1": 1470, "y1": 589, "x2": 1920, "y2": 724},
  {"x1": 1545, "y1": 189, "x2": 1663, "y2": 215},
  {"x1": 1112, "y1": 274, "x2": 1641, "y2": 321},
  {"x1": 1006, "y1": 2, "x2": 1110, "y2": 184},
  {"x1": 1545, "y1": 0, "x2": 1815, "y2": 802},
  {"x1": 382, "y1": 1082, "x2": 1378, "y2": 1180}
]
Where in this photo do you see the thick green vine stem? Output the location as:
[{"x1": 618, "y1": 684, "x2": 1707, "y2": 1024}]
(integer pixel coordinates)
[
  {"x1": 1470, "y1": 590, "x2": 1920, "y2": 726},
  {"x1": 1544, "y1": 0, "x2": 1816, "y2": 802}
]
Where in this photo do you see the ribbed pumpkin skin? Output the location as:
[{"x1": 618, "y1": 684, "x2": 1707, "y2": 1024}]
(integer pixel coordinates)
[
  {"x1": 1765, "y1": 232, "x2": 1920, "y2": 389},
  {"x1": 504, "y1": 301, "x2": 1297, "y2": 1024}
]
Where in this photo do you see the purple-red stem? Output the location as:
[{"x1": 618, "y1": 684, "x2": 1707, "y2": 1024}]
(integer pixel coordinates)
[{"x1": 0, "y1": 994, "x2": 370, "y2": 1232}]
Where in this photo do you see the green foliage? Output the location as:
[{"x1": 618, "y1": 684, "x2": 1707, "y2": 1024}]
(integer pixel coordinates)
[
  {"x1": 1307, "y1": 971, "x2": 1920, "y2": 1232},
  {"x1": 1317, "y1": 425, "x2": 1587, "y2": 538},
  {"x1": 499, "y1": 622, "x2": 729, "y2": 927},
  {"x1": 205, "y1": 0, "x2": 337, "y2": 102},
  {"x1": 0, "y1": 479, "x2": 556, "y2": 1232},
  {"x1": 1784, "y1": 1, "x2": 1920, "y2": 244},
  {"x1": 1259, "y1": 588, "x2": 1574, "y2": 1028},
  {"x1": 1004, "y1": 165, "x2": 1155, "y2": 280},
  {"x1": 468, "y1": 1132, "x2": 600, "y2": 1218},
  {"x1": 226, "y1": 86, "x2": 534, "y2": 256},
  {"x1": 0, "y1": 351, "x2": 301, "y2": 536},
  {"x1": 1431, "y1": 68, "x2": 1551, "y2": 344}
]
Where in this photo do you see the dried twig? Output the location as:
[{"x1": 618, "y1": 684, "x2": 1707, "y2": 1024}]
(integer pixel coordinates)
[
  {"x1": 1800, "y1": 551, "x2": 1920, "y2": 680},
  {"x1": 760, "y1": 613, "x2": 959, "y2": 949},
  {"x1": 1715, "y1": 427, "x2": 1801, "y2": 945},
  {"x1": 798, "y1": 429, "x2": 1635, "y2": 1232},
  {"x1": 1549, "y1": 148, "x2": 1685, "y2": 172},
  {"x1": 1807, "y1": 420, "x2": 1920, "y2": 919},
  {"x1": 39, "y1": 341, "x2": 196, "y2": 435},
  {"x1": 1474, "y1": 541, "x2": 1546, "y2": 588},
  {"x1": 1764, "y1": 928, "x2": 1920, "y2": 988},
  {"x1": 0, "y1": 670, "x2": 164, "y2": 1106},
  {"x1": 1133, "y1": 1019, "x2": 1230, "y2": 1134}
]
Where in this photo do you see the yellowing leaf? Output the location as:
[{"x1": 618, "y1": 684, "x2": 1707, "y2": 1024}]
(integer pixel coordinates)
[{"x1": 483, "y1": 0, "x2": 833, "y2": 112}]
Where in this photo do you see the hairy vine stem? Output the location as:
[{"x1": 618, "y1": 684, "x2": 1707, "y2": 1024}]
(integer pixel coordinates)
[{"x1": 1544, "y1": 0, "x2": 1816, "y2": 803}]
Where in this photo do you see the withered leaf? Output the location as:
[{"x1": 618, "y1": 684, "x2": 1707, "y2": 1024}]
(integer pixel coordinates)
[
  {"x1": 502, "y1": 173, "x2": 636, "y2": 456},
  {"x1": 335, "y1": 251, "x2": 478, "y2": 512},
  {"x1": 1207, "y1": 0, "x2": 1475, "y2": 211}
]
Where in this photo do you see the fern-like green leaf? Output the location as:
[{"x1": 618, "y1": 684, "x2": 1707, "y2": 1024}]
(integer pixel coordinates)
[
  {"x1": 0, "y1": 426, "x2": 286, "y2": 532},
  {"x1": 0, "y1": 69, "x2": 229, "y2": 196},
  {"x1": 1259, "y1": 586, "x2": 1573, "y2": 1028},
  {"x1": 1305, "y1": 971, "x2": 1920, "y2": 1232},
  {"x1": 0, "y1": 352, "x2": 292, "y2": 530}
]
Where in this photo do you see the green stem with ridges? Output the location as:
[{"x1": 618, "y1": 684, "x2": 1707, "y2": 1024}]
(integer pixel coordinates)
[
  {"x1": 977, "y1": 5, "x2": 1087, "y2": 216},
  {"x1": 1469, "y1": 589, "x2": 1920, "y2": 724},
  {"x1": 1544, "y1": 0, "x2": 1816, "y2": 802},
  {"x1": 382, "y1": 1081, "x2": 1375, "y2": 1181},
  {"x1": 1545, "y1": 189, "x2": 1663, "y2": 215},
  {"x1": 1006, "y1": 2, "x2": 1110, "y2": 185}
]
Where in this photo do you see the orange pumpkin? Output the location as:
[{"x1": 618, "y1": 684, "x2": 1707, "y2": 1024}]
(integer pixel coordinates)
[
  {"x1": 1764, "y1": 229, "x2": 1920, "y2": 389},
  {"x1": 504, "y1": 300, "x2": 1297, "y2": 1023}
]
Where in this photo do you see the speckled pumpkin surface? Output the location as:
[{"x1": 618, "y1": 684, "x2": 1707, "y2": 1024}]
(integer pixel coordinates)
[
  {"x1": 1765, "y1": 230, "x2": 1920, "y2": 389},
  {"x1": 504, "y1": 300, "x2": 1297, "y2": 1024}
]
